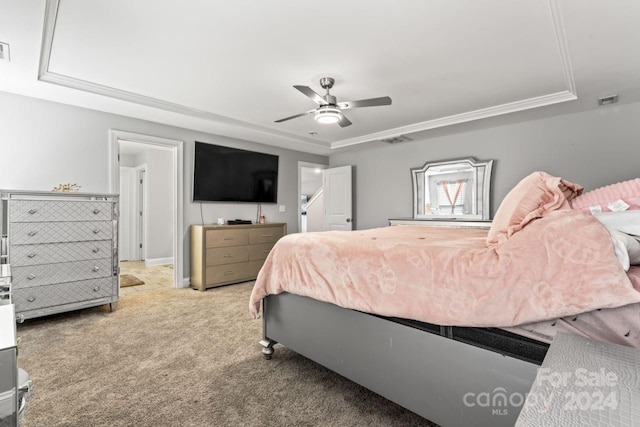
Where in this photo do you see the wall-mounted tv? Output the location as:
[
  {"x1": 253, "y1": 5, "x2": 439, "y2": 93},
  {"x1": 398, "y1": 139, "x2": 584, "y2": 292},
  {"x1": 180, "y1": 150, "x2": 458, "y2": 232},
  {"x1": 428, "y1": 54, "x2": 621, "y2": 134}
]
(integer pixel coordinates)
[{"x1": 193, "y1": 142, "x2": 279, "y2": 203}]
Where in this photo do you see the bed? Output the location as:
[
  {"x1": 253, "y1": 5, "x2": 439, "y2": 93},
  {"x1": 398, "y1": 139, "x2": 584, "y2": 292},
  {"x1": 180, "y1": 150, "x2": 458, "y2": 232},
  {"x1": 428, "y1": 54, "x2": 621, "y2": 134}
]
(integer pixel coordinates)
[{"x1": 248, "y1": 173, "x2": 640, "y2": 427}]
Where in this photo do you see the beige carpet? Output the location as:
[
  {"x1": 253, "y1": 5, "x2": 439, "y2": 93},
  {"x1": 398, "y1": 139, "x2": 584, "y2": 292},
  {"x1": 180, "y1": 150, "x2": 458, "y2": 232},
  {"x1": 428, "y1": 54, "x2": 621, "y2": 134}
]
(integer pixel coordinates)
[
  {"x1": 16, "y1": 283, "x2": 437, "y2": 427},
  {"x1": 119, "y1": 273, "x2": 145, "y2": 287}
]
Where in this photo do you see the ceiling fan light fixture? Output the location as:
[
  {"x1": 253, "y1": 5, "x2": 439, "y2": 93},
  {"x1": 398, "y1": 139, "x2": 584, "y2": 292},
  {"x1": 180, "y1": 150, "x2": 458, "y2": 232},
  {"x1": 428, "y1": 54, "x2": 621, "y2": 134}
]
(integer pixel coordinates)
[{"x1": 314, "y1": 106, "x2": 342, "y2": 124}]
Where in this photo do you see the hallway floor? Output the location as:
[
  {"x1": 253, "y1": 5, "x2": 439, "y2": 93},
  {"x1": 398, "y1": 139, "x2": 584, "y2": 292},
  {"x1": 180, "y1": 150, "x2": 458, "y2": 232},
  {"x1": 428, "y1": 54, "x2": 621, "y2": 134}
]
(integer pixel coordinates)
[{"x1": 119, "y1": 261, "x2": 174, "y2": 296}]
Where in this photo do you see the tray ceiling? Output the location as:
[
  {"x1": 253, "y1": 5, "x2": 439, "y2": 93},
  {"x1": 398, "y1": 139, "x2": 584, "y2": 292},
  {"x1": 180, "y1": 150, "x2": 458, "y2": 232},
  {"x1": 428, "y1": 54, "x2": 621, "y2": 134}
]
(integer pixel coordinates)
[{"x1": 1, "y1": 0, "x2": 639, "y2": 154}]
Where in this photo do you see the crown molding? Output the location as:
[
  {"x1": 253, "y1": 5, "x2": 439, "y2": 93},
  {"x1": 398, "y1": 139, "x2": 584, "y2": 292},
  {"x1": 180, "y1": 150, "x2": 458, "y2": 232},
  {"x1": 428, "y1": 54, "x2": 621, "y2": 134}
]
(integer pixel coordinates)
[
  {"x1": 331, "y1": 0, "x2": 577, "y2": 149},
  {"x1": 331, "y1": 90, "x2": 577, "y2": 149},
  {"x1": 37, "y1": 1, "x2": 328, "y2": 155},
  {"x1": 38, "y1": 0, "x2": 577, "y2": 154}
]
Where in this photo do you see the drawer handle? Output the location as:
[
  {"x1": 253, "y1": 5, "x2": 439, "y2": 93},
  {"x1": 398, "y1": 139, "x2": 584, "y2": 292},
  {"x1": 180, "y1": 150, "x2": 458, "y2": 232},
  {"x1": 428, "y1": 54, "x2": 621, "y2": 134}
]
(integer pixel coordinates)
[
  {"x1": 93, "y1": 208, "x2": 101, "y2": 214},
  {"x1": 92, "y1": 248, "x2": 101, "y2": 253},
  {"x1": 27, "y1": 231, "x2": 37, "y2": 237},
  {"x1": 27, "y1": 209, "x2": 37, "y2": 214},
  {"x1": 223, "y1": 237, "x2": 234, "y2": 241},
  {"x1": 92, "y1": 229, "x2": 101, "y2": 234},
  {"x1": 93, "y1": 286, "x2": 101, "y2": 292},
  {"x1": 224, "y1": 271, "x2": 234, "y2": 275},
  {"x1": 27, "y1": 274, "x2": 36, "y2": 280},
  {"x1": 263, "y1": 249, "x2": 271, "y2": 253},
  {"x1": 223, "y1": 254, "x2": 233, "y2": 258},
  {"x1": 27, "y1": 296, "x2": 36, "y2": 302},
  {"x1": 27, "y1": 252, "x2": 37, "y2": 258},
  {"x1": 92, "y1": 266, "x2": 100, "y2": 272},
  {"x1": 262, "y1": 234, "x2": 273, "y2": 237}
]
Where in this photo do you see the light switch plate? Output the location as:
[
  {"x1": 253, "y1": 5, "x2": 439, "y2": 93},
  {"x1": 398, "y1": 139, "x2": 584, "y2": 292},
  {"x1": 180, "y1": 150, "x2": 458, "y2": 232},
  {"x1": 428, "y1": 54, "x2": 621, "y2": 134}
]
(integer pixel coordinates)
[{"x1": 278, "y1": 205, "x2": 286, "y2": 213}]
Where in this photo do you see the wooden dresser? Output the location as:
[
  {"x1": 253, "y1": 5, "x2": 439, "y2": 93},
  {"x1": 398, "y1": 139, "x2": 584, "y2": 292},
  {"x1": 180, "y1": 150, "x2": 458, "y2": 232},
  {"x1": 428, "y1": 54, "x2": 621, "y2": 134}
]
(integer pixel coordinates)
[
  {"x1": 0, "y1": 190, "x2": 119, "y2": 320},
  {"x1": 190, "y1": 223, "x2": 286, "y2": 291}
]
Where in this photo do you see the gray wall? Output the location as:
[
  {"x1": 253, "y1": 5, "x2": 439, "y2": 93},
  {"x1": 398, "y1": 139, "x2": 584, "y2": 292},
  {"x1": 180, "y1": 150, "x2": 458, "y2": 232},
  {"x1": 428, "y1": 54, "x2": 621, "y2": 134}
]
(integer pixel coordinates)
[
  {"x1": 330, "y1": 101, "x2": 640, "y2": 230},
  {"x1": 0, "y1": 91, "x2": 327, "y2": 279},
  {"x1": 145, "y1": 148, "x2": 173, "y2": 261}
]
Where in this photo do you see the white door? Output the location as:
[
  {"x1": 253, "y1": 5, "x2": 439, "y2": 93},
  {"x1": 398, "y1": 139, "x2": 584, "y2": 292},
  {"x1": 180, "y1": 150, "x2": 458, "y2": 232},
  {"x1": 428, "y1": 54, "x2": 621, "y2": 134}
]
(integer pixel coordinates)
[
  {"x1": 119, "y1": 167, "x2": 138, "y2": 261},
  {"x1": 323, "y1": 165, "x2": 353, "y2": 231}
]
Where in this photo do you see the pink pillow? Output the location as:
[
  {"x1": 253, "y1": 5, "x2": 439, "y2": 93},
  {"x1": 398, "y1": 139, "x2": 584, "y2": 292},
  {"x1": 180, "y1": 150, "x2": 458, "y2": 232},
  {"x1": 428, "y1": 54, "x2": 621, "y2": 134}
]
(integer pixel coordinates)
[
  {"x1": 486, "y1": 172, "x2": 583, "y2": 248},
  {"x1": 570, "y1": 178, "x2": 640, "y2": 213}
]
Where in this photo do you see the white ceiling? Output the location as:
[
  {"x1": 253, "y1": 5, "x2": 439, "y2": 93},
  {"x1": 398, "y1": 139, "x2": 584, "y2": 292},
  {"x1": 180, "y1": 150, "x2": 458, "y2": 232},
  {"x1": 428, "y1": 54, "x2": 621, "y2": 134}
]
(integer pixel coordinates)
[{"x1": 1, "y1": 0, "x2": 639, "y2": 155}]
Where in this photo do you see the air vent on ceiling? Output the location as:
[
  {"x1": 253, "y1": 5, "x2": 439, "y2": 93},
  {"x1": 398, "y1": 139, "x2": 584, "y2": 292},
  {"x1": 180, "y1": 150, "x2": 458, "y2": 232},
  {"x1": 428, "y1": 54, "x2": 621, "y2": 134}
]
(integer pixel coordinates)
[
  {"x1": 0, "y1": 42, "x2": 9, "y2": 61},
  {"x1": 380, "y1": 135, "x2": 412, "y2": 144},
  {"x1": 598, "y1": 95, "x2": 618, "y2": 106}
]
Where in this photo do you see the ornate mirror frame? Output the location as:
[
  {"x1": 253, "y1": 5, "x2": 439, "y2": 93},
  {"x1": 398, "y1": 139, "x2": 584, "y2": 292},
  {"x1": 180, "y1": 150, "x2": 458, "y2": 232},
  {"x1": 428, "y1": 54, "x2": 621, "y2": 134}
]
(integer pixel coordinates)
[{"x1": 411, "y1": 157, "x2": 494, "y2": 220}]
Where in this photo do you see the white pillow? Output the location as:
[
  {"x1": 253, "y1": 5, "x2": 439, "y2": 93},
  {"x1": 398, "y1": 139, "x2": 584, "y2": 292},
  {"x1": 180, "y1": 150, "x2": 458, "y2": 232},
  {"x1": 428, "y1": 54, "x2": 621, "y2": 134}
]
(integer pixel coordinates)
[
  {"x1": 608, "y1": 229, "x2": 640, "y2": 271},
  {"x1": 594, "y1": 211, "x2": 640, "y2": 236}
]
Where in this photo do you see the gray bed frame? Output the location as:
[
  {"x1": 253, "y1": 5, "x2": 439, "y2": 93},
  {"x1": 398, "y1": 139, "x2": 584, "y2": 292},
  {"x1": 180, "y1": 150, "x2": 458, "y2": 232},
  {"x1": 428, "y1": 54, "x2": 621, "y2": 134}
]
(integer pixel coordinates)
[{"x1": 259, "y1": 293, "x2": 540, "y2": 427}]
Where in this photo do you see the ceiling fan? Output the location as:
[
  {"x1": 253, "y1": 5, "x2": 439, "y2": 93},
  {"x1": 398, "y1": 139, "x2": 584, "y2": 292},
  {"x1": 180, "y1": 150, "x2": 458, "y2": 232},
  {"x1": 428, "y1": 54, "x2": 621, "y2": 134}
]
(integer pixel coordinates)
[{"x1": 275, "y1": 77, "x2": 392, "y2": 127}]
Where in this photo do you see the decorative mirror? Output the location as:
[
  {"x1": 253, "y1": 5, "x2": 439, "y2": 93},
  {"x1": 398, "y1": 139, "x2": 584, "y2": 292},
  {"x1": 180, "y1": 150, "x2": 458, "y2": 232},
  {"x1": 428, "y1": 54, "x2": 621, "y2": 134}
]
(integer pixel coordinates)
[{"x1": 411, "y1": 157, "x2": 493, "y2": 220}]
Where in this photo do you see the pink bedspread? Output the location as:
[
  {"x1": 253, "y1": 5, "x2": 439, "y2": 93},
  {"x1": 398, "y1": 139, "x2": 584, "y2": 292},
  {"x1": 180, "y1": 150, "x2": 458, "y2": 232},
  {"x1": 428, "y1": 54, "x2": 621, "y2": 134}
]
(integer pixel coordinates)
[{"x1": 249, "y1": 210, "x2": 640, "y2": 327}]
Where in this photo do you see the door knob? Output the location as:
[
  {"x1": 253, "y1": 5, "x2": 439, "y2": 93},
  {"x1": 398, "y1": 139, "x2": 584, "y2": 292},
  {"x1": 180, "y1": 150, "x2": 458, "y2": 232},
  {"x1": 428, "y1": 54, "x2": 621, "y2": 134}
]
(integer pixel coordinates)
[{"x1": 346, "y1": 218, "x2": 352, "y2": 223}]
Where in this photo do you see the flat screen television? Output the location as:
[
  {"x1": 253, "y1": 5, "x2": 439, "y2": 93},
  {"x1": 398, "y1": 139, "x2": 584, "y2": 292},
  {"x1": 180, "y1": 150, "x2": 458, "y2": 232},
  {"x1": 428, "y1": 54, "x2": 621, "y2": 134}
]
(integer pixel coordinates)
[{"x1": 193, "y1": 142, "x2": 279, "y2": 203}]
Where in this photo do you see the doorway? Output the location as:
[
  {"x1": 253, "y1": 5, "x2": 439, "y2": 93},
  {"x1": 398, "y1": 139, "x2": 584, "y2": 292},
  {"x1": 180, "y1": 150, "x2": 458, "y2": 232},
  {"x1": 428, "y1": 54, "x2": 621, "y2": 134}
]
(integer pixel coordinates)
[
  {"x1": 109, "y1": 130, "x2": 185, "y2": 289},
  {"x1": 298, "y1": 162, "x2": 328, "y2": 233}
]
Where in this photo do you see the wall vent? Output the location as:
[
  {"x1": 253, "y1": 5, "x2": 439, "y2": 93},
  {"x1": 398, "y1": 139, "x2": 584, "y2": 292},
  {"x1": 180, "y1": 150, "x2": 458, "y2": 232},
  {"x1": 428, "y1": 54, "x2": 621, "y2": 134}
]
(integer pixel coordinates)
[
  {"x1": 598, "y1": 95, "x2": 618, "y2": 106},
  {"x1": 380, "y1": 135, "x2": 412, "y2": 144},
  {"x1": 0, "y1": 42, "x2": 9, "y2": 61}
]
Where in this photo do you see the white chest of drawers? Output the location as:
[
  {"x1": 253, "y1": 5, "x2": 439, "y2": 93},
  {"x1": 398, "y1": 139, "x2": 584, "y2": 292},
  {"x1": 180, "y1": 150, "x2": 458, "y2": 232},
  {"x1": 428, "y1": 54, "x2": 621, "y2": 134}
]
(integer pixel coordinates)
[{"x1": 1, "y1": 190, "x2": 119, "y2": 320}]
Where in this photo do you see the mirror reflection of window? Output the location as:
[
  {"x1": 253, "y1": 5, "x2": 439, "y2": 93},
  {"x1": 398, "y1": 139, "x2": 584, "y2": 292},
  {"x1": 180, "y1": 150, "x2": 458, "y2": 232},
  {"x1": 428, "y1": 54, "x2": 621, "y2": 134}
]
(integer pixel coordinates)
[
  {"x1": 411, "y1": 157, "x2": 493, "y2": 220},
  {"x1": 425, "y1": 170, "x2": 474, "y2": 216}
]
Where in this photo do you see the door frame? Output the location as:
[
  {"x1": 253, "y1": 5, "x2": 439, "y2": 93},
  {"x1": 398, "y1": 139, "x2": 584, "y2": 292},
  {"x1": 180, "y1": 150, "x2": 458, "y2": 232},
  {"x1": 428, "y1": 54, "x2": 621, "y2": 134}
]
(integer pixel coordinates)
[
  {"x1": 298, "y1": 161, "x2": 328, "y2": 233},
  {"x1": 109, "y1": 130, "x2": 185, "y2": 288}
]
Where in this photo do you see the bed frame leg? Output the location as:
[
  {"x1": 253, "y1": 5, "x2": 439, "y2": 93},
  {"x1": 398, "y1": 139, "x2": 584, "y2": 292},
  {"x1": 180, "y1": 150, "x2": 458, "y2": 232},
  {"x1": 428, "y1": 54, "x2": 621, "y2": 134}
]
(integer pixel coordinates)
[{"x1": 259, "y1": 339, "x2": 276, "y2": 360}]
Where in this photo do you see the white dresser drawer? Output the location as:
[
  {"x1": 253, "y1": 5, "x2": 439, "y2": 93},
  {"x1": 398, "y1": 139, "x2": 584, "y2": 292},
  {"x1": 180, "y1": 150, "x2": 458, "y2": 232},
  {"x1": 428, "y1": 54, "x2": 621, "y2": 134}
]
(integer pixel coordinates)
[
  {"x1": 9, "y1": 199, "x2": 113, "y2": 222},
  {"x1": 11, "y1": 258, "x2": 113, "y2": 288},
  {"x1": 13, "y1": 278, "x2": 115, "y2": 312},
  {"x1": 9, "y1": 221, "x2": 113, "y2": 245},
  {"x1": 9, "y1": 240, "x2": 113, "y2": 266}
]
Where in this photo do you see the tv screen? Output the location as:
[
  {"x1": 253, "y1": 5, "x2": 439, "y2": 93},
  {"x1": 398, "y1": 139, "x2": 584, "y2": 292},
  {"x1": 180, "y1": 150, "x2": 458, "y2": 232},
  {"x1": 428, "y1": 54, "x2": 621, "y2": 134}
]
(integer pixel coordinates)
[{"x1": 193, "y1": 142, "x2": 279, "y2": 203}]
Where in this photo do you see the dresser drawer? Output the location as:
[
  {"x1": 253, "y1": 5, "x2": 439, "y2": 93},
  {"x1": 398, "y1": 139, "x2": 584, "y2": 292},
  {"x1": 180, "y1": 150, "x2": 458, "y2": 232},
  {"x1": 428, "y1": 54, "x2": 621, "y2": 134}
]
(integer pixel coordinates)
[
  {"x1": 10, "y1": 240, "x2": 113, "y2": 266},
  {"x1": 13, "y1": 278, "x2": 115, "y2": 312},
  {"x1": 205, "y1": 229, "x2": 248, "y2": 248},
  {"x1": 248, "y1": 227, "x2": 284, "y2": 244},
  {"x1": 10, "y1": 221, "x2": 113, "y2": 245},
  {"x1": 248, "y1": 242, "x2": 275, "y2": 261},
  {"x1": 12, "y1": 258, "x2": 113, "y2": 288},
  {"x1": 205, "y1": 246, "x2": 249, "y2": 266},
  {"x1": 204, "y1": 260, "x2": 263, "y2": 285},
  {"x1": 10, "y1": 199, "x2": 113, "y2": 222}
]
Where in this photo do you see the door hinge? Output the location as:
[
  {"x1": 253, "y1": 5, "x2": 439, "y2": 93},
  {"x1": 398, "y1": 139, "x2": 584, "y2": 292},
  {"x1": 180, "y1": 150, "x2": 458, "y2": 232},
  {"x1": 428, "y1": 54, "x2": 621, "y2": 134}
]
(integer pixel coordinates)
[{"x1": 139, "y1": 244, "x2": 142, "y2": 249}]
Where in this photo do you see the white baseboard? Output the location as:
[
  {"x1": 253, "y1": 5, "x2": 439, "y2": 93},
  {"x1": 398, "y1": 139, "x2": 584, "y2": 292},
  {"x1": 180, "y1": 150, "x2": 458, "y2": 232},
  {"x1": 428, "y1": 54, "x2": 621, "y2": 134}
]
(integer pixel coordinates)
[
  {"x1": 145, "y1": 257, "x2": 174, "y2": 267},
  {"x1": 180, "y1": 277, "x2": 190, "y2": 288}
]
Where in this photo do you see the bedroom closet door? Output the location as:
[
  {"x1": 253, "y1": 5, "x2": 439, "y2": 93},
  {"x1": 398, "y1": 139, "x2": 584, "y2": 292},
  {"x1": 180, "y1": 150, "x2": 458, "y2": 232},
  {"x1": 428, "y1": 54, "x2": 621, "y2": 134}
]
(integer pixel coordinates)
[{"x1": 323, "y1": 165, "x2": 353, "y2": 231}]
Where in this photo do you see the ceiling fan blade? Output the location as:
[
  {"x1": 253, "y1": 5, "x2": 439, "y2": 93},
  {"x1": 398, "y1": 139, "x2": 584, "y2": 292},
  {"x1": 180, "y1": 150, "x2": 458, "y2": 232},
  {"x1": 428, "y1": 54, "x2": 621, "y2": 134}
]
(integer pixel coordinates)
[
  {"x1": 337, "y1": 114, "x2": 352, "y2": 128},
  {"x1": 338, "y1": 96, "x2": 392, "y2": 109},
  {"x1": 294, "y1": 85, "x2": 327, "y2": 105},
  {"x1": 274, "y1": 110, "x2": 313, "y2": 123}
]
